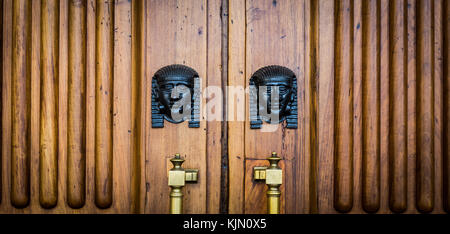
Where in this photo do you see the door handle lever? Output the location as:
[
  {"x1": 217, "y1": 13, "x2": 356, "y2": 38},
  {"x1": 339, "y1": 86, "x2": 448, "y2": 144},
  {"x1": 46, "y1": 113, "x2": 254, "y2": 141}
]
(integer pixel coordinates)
[
  {"x1": 253, "y1": 152, "x2": 282, "y2": 214},
  {"x1": 168, "y1": 154, "x2": 199, "y2": 214}
]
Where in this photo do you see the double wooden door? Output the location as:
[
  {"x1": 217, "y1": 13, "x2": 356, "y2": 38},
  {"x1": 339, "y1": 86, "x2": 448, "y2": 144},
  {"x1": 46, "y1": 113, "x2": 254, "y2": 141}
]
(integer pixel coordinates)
[{"x1": 0, "y1": 0, "x2": 449, "y2": 214}]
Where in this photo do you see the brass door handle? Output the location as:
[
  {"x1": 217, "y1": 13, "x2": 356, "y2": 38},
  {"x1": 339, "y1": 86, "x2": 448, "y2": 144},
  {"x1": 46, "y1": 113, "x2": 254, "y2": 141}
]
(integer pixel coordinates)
[
  {"x1": 253, "y1": 152, "x2": 282, "y2": 214},
  {"x1": 168, "y1": 154, "x2": 199, "y2": 214}
]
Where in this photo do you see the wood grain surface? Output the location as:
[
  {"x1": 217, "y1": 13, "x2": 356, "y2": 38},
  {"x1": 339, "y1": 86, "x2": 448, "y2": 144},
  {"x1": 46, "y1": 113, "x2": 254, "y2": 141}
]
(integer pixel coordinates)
[
  {"x1": 243, "y1": 0, "x2": 307, "y2": 214},
  {"x1": 67, "y1": 0, "x2": 87, "y2": 209},
  {"x1": 0, "y1": 0, "x2": 3, "y2": 205},
  {"x1": 0, "y1": 0, "x2": 448, "y2": 214}
]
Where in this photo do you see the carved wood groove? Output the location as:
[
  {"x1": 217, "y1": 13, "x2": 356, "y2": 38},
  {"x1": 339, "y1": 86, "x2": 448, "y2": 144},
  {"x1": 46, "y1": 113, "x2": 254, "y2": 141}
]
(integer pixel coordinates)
[
  {"x1": 67, "y1": 0, "x2": 87, "y2": 209},
  {"x1": 39, "y1": 0, "x2": 59, "y2": 209},
  {"x1": 416, "y1": 0, "x2": 435, "y2": 213},
  {"x1": 307, "y1": 0, "x2": 319, "y2": 214},
  {"x1": 361, "y1": 0, "x2": 381, "y2": 213},
  {"x1": 334, "y1": 0, "x2": 354, "y2": 213},
  {"x1": 94, "y1": 0, "x2": 114, "y2": 209},
  {"x1": 388, "y1": 0, "x2": 407, "y2": 213},
  {"x1": 11, "y1": 0, "x2": 31, "y2": 208},
  {"x1": 131, "y1": 0, "x2": 146, "y2": 214}
]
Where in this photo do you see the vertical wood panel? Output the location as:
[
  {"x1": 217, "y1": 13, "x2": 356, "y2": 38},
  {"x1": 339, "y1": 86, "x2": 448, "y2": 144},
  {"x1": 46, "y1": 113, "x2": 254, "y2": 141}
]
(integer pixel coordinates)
[
  {"x1": 85, "y1": 0, "x2": 96, "y2": 213},
  {"x1": 219, "y1": 0, "x2": 229, "y2": 214},
  {"x1": 113, "y1": 0, "x2": 132, "y2": 213},
  {"x1": 416, "y1": 0, "x2": 435, "y2": 213},
  {"x1": 206, "y1": 0, "x2": 224, "y2": 214},
  {"x1": 67, "y1": 0, "x2": 86, "y2": 209},
  {"x1": 406, "y1": 0, "x2": 418, "y2": 214},
  {"x1": 57, "y1": 0, "x2": 69, "y2": 213},
  {"x1": 244, "y1": 0, "x2": 303, "y2": 214},
  {"x1": 227, "y1": 0, "x2": 246, "y2": 214},
  {"x1": 433, "y1": 0, "x2": 443, "y2": 214},
  {"x1": 11, "y1": 0, "x2": 31, "y2": 208},
  {"x1": 2, "y1": 0, "x2": 11, "y2": 210},
  {"x1": 131, "y1": 0, "x2": 146, "y2": 214},
  {"x1": 94, "y1": 0, "x2": 113, "y2": 209},
  {"x1": 29, "y1": 0, "x2": 41, "y2": 213},
  {"x1": 146, "y1": 0, "x2": 208, "y2": 214},
  {"x1": 0, "y1": 0, "x2": 2, "y2": 204},
  {"x1": 444, "y1": 0, "x2": 450, "y2": 213},
  {"x1": 296, "y1": 0, "x2": 309, "y2": 214},
  {"x1": 351, "y1": 0, "x2": 363, "y2": 214},
  {"x1": 388, "y1": 0, "x2": 407, "y2": 213},
  {"x1": 361, "y1": 0, "x2": 380, "y2": 213},
  {"x1": 334, "y1": 0, "x2": 353, "y2": 213},
  {"x1": 39, "y1": 0, "x2": 59, "y2": 209},
  {"x1": 317, "y1": 0, "x2": 335, "y2": 213},
  {"x1": 379, "y1": 0, "x2": 390, "y2": 214},
  {"x1": 306, "y1": 0, "x2": 319, "y2": 213}
]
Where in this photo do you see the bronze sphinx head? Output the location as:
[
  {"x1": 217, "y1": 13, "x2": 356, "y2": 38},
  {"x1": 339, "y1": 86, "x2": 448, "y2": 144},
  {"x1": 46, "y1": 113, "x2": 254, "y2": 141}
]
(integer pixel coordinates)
[
  {"x1": 151, "y1": 64, "x2": 200, "y2": 128},
  {"x1": 250, "y1": 65, "x2": 298, "y2": 129}
]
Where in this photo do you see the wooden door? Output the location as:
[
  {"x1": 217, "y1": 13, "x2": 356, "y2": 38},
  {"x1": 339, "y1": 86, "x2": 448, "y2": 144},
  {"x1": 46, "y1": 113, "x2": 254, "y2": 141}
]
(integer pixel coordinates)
[
  {"x1": 142, "y1": 0, "x2": 223, "y2": 214},
  {"x1": 0, "y1": 0, "x2": 136, "y2": 213},
  {"x1": 228, "y1": 0, "x2": 449, "y2": 214},
  {"x1": 0, "y1": 0, "x2": 449, "y2": 214},
  {"x1": 0, "y1": 0, "x2": 224, "y2": 214},
  {"x1": 228, "y1": 0, "x2": 308, "y2": 214}
]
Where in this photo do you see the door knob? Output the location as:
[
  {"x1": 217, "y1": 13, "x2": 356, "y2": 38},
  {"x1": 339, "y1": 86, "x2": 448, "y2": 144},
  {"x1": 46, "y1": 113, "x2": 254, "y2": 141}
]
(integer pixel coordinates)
[
  {"x1": 168, "y1": 153, "x2": 199, "y2": 214},
  {"x1": 253, "y1": 152, "x2": 283, "y2": 214}
]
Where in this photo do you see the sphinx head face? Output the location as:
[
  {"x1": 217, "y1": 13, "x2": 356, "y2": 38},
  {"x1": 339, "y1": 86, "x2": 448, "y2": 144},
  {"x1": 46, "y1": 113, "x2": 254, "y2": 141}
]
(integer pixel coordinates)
[
  {"x1": 159, "y1": 79, "x2": 192, "y2": 112},
  {"x1": 256, "y1": 76, "x2": 293, "y2": 117},
  {"x1": 153, "y1": 65, "x2": 198, "y2": 123},
  {"x1": 249, "y1": 65, "x2": 297, "y2": 129},
  {"x1": 157, "y1": 78, "x2": 194, "y2": 122}
]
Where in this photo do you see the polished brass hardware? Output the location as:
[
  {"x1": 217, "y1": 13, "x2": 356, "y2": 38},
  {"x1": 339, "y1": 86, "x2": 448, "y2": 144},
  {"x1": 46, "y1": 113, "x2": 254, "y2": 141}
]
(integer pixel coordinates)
[
  {"x1": 253, "y1": 152, "x2": 282, "y2": 214},
  {"x1": 253, "y1": 167, "x2": 267, "y2": 180},
  {"x1": 168, "y1": 154, "x2": 199, "y2": 214},
  {"x1": 185, "y1": 169, "x2": 199, "y2": 182}
]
